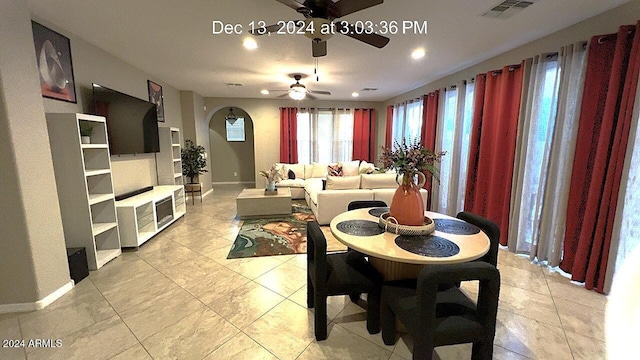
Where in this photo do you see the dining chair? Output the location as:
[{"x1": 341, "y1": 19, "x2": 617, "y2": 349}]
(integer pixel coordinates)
[
  {"x1": 455, "y1": 212, "x2": 500, "y2": 267},
  {"x1": 306, "y1": 220, "x2": 382, "y2": 340},
  {"x1": 347, "y1": 200, "x2": 388, "y2": 211},
  {"x1": 381, "y1": 262, "x2": 501, "y2": 360}
]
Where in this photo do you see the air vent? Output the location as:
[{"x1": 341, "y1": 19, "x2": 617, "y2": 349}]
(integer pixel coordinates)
[
  {"x1": 482, "y1": 0, "x2": 536, "y2": 19},
  {"x1": 225, "y1": 83, "x2": 244, "y2": 87},
  {"x1": 361, "y1": 88, "x2": 378, "y2": 92}
]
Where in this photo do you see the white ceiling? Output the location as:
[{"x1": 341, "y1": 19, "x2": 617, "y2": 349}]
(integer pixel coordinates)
[{"x1": 28, "y1": 0, "x2": 629, "y2": 101}]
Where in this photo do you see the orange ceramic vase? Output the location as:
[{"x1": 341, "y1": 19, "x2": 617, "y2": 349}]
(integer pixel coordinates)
[{"x1": 389, "y1": 171, "x2": 426, "y2": 226}]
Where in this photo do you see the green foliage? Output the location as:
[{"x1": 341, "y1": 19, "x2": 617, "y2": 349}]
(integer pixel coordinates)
[
  {"x1": 380, "y1": 139, "x2": 446, "y2": 182},
  {"x1": 181, "y1": 139, "x2": 208, "y2": 183},
  {"x1": 79, "y1": 123, "x2": 93, "y2": 137}
]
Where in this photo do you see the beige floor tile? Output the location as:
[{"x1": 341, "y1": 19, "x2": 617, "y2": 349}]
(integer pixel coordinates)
[
  {"x1": 27, "y1": 315, "x2": 137, "y2": 360},
  {"x1": 89, "y1": 256, "x2": 158, "y2": 292},
  {"x1": 391, "y1": 334, "x2": 413, "y2": 360},
  {"x1": 434, "y1": 343, "x2": 472, "y2": 359},
  {"x1": 389, "y1": 354, "x2": 409, "y2": 360},
  {"x1": 254, "y1": 262, "x2": 307, "y2": 297},
  {"x1": 332, "y1": 302, "x2": 394, "y2": 351},
  {"x1": 243, "y1": 299, "x2": 315, "y2": 360},
  {"x1": 0, "y1": 314, "x2": 25, "y2": 360},
  {"x1": 499, "y1": 264, "x2": 550, "y2": 296},
  {"x1": 492, "y1": 345, "x2": 532, "y2": 360},
  {"x1": 494, "y1": 310, "x2": 573, "y2": 360},
  {"x1": 174, "y1": 234, "x2": 232, "y2": 255},
  {"x1": 203, "y1": 247, "x2": 233, "y2": 264},
  {"x1": 202, "y1": 332, "x2": 278, "y2": 360},
  {"x1": 565, "y1": 330, "x2": 606, "y2": 360},
  {"x1": 118, "y1": 286, "x2": 206, "y2": 340},
  {"x1": 497, "y1": 283, "x2": 562, "y2": 327},
  {"x1": 223, "y1": 256, "x2": 284, "y2": 279},
  {"x1": 109, "y1": 343, "x2": 152, "y2": 360},
  {"x1": 137, "y1": 240, "x2": 202, "y2": 268},
  {"x1": 285, "y1": 253, "x2": 308, "y2": 270},
  {"x1": 547, "y1": 280, "x2": 608, "y2": 311},
  {"x1": 554, "y1": 298, "x2": 606, "y2": 341},
  {"x1": 207, "y1": 281, "x2": 284, "y2": 329},
  {"x1": 100, "y1": 271, "x2": 179, "y2": 313},
  {"x1": 297, "y1": 322, "x2": 392, "y2": 360},
  {"x1": 542, "y1": 267, "x2": 574, "y2": 284},
  {"x1": 20, "y1": 281, "x2": 115, "y2": 343},
  {"x1": 142, "y1": 307, "x2": 238, "y2": 360},
  {"x1": 288, "y1": 287, "x2": 350, "y2": 321},
  {"x1": 497, "y1": 250, "x2": 544, "y2": 274}
]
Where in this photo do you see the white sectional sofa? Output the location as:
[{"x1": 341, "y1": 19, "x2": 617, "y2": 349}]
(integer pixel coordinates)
[{"x1": 274, "y1": 161, "x2": 428, "y2": 225}]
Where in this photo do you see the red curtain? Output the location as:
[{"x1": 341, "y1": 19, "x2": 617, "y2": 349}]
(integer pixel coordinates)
[
  {"x1": 279, "y1": 107, "x2": 298, "y2": 163},
  {"x1": 384, "y1": 105, "x2": 394, "y2": 149},
  {"x1": 560, "y1": 23, "x2": 640, "y2": 293},
  {"x1": 465, "y1": 63, "x2": 525, "y2": 246},
  {"x1": 420, "y1": 91, "x2": 440, "y2": 204},
  {"x1": 352, "y1": 108, "x2": 377, "y2": 162}
]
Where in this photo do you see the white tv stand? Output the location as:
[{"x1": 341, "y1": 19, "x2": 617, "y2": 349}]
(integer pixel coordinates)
[{"x1": 115, "y1": 185, "x2": 186, "y2": 247}]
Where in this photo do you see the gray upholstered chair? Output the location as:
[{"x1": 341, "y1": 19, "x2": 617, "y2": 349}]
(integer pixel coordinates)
[
  {"x1": 347, "y1": 200, "x2": 388, "y2": 211},
  {"x1": 456, "y1": 211, "x2": 500, "y2": 267}
]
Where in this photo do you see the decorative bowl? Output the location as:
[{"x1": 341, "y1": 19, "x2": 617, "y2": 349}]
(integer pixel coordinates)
[{"x1": 378, "y1": 212, "x2": 435, "y2": 236}]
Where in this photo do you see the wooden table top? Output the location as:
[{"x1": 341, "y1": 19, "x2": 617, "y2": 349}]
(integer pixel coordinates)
[{"x1": 330, "y1": 208, "x2": 490, "y2": 265}]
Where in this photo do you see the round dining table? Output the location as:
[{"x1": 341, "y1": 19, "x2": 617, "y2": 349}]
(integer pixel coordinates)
[{"x1": 329, "y1": 207, "x2": 491, "y2": 280}]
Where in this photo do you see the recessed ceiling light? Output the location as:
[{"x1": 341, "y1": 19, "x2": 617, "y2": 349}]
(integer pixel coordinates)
[
  {"x1": 261, "y1": 89, "x2": 270, "y2": 95},
  {"x1": 352, "y1": 92, "x2": 360, "y2": 98},
  {"x1": 411, "y1": 48, "x2": 426, "y2": 60},
  {"x1": 243, "y1": 37, "x2": 258, "y2": 50}
]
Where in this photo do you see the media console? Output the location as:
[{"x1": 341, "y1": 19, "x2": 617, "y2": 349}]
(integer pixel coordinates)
[{"x1": 115, "y1": 185, "x2": 186, "y2": 247}]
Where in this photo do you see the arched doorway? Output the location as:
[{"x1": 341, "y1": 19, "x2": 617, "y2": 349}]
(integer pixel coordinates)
[{"x1": 208, "y1": 107, "x2": 256, "y2": 186}]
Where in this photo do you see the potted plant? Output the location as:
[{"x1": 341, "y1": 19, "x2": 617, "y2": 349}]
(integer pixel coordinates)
[
  {"x1": 79, "y1": 123, "x2": 93, "y2": 144},
  {"x1": 259, "y1": 164, "x2": 283, "y2": 193},
  {"x1": 181, "y1": 139, "x2": 208, "y2": 184}
]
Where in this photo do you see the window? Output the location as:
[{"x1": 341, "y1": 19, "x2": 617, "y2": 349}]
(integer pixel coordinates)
[
  {"x1": 392, "y1": 99, "x2": 423, "y2": 144},
  {"x1": 225, "y1": 117, "x2": 245, "y2": 141},
  {"x1": 297, "y1": 108, "x2": 354, "y2": 163}
]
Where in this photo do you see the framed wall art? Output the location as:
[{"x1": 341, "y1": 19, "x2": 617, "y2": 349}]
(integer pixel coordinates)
[
  {"x1": 31, "y1": 21, "x2": 77, "y2": 103},
  {"x1": 147, "y1": 80, "x2": 165, "y2": 122}
]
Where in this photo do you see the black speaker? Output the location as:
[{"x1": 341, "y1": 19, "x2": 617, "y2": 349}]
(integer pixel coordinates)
[{"x1": 66, "y1": 247, "x2": 89, "y2": 284}]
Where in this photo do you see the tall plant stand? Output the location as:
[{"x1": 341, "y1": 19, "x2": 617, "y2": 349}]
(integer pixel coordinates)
[{"x1": 185, "y1": 183, "x2": 202, "y2": 204}]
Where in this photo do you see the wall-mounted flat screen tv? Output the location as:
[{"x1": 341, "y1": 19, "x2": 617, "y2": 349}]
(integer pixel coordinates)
[{"x1": 91, "y1": 83, "x2": 160, "y2": 155}]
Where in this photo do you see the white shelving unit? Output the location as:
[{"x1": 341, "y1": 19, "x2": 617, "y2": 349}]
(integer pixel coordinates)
[
  {"x1": 116, "y1": 185, "x2": 186, "y2": 247},
  {"x1": 157, "y1": 127, "x2": 183, "y2": 186},
  {"x1": 46, "y1": 113, "x2": 121, "y2": 270}
]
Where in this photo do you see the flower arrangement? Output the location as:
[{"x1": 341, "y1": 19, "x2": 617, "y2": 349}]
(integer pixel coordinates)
[
  {"x1": 380, "y1": 140, "x2": 446, "y2": 182},
  {"x1": 259, "y1": 164, "x2": 283, "y2": 183}
]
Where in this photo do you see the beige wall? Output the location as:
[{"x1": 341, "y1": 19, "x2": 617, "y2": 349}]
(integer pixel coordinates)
[
  {"x1": 0, "y1": 0, "x2": 70, "y2": 306},
  {"x1": 384, "y1": 0, "x2": 640, "y2": 107},
  {"x1": 209, "y1": 108, "x2": 256, "y2": 183},
  {"x1": 32, "y1": 16, "x2": 184, "y2": 196},
  {"x1": 201, "y1": 98, "x2": 384, "y2": 186}
]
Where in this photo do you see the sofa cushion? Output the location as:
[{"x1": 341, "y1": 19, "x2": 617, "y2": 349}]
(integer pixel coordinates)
[
  {"x1": 341, "y1": 160, "x2": 361, "y2": 176},
  {"x1": 304, "y1": 177, "x2": 324, "y2": 194},
  {"x1": 311, "y1": 162, "x2": 330, "y2": 178},
  {"x1": 359, "y1": 161, "x2": 377, "y2": 174},
  {"x1": 326, "y1": 175, "x2": 361, "y2": 190},
  {"x1": 304, "y1": 164, "x2": 313, "y2": 179},
  {"x1": 277, "y1": 178, "x2": 305, "y2": 188},
  {"x1": 287, "y1": 163, "x2": 306, "y2": 179},
  {"x1": 360, "y1": 173, "x2": 401, "y2": 189},
  {"x1": 328, "y1": 164, "x2": 343, "y2": 176}
]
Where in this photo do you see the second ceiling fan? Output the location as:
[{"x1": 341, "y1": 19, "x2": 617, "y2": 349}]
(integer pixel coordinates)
[
  {"x1": 251, "y1": 0, "x2": 390, "y2": 57},
  {"x1": 269, "y1": 74, "x2": 331, "y2": 100}
]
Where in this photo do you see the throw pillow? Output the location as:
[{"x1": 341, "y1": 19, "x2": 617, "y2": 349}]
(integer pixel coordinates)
[
  {"x1": 322, "y1": 179, "x2": 327, "y2": 190},
  {"x1": 288, "y1": 163, "x2": 305, "y2": 179},
  {"x1": 328, "y1": 164, "x2": 343, "y2": 177},
  {"x1": 311, "y1": 162, "x2": 329, "y2": 178},
  {"x1": 341, "y1": 160, "x2": 360, "y2": 176},
  {"x1": 359, "y1": 161, "x2": 377, "y2": 174},
  {"x1": 326, "y1": 175, "x2": 361, "y2": 190},
  {"x1": 288, "y1": 169, "x2": 296, "y2": 180}
]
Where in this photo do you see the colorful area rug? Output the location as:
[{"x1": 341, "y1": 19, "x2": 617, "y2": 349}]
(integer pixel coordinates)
[{"x1": 227, "y1": 202, "x2": 346, "y2": 259}]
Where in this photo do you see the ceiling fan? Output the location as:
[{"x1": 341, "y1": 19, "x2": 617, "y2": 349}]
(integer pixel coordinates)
[
  {"x1": 268, "y1": 74, "x2": 331, "y2": 100},
  {"x1": 251, "y1": 0, "x2": 390, "y2": 57}
]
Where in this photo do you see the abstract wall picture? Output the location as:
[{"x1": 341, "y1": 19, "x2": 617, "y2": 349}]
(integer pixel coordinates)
[
  {"x1": 147, "y1": 80, "x2": 165, "y2": 122},
  {"x1": 31, "y1": 21, "x2": 76, "y2": 103}
]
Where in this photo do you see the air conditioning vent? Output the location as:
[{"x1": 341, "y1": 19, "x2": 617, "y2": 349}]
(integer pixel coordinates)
[
  {"x1": 361, "y1": 88, "x2": 378, "y2": 92},
  {"x1": 482, "y1": 0, "x2": 536, "y2": 19},
  {"x1": 225, "y1": 83, "x2": 244, "y2": 87}
]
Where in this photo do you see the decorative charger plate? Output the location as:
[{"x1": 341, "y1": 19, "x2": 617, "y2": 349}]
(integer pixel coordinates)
[{"x1": 378, "y1": 212, "x2": 435, "y2": 236}]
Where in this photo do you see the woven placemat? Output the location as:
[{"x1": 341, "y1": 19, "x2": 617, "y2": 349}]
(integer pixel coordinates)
[
  {"x1": 395, "y1": 235, "x2": 460, "y2": 257},
  {"x1": 336, "y1": 220, "x2": 385, "y2": 236}
]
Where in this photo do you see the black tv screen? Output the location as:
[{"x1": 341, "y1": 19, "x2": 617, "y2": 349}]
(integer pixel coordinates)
[{"x1": 91, "y1": 83, "x2": 160, "y2": 155}]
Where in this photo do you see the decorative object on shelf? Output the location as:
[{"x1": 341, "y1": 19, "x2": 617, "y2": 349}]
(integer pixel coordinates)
[
  {"x1": 380, "y1": 140, "x2": 445, "y2": 226},
  {"x1": 378, "y1": 213, "x2": 435, "y2": 236},
  {"x1": 147, "y1": 80, "x2": 165, "y2": 122},
  {"x1": 181, "y1": 139, "x2": 208, "y2": 184},
  {"x1": 260, "y1": 164, "x2": 283, "y2": 193},
  {"x1": 31, "y1": 21, "x2": 76, "y2": 103},
  {"x1": 79, "y1": 122, "x2": 93, "y2": 144}
]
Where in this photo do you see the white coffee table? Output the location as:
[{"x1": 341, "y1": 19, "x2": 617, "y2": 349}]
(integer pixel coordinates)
[{"x1": 236, "y1": 188, "x2": 292, "y2": 219}]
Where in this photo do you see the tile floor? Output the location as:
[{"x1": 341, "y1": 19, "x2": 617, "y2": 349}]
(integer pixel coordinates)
[{"x1": 0, "y1": 185, "x2": 608, "y2": 360}]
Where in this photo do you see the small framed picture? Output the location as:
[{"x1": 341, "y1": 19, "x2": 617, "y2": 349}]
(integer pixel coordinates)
[
  {"x1": 147, "y1": 80, "x2": 165, "y2": 122},
  {"x1": 31, "y1": 21, "x2": 77, "y2": 103}
]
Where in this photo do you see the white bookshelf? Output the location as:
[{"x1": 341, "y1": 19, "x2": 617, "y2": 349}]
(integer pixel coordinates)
[
  {"x1": 46, "y1": 113, "x2": 121, "y2": 270},
  {"x1": 157, "y1": 127, "x2": 184, "y2": 186}
]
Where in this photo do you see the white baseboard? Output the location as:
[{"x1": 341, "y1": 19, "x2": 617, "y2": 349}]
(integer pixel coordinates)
[
  {"x1": 202, "y1": 189, "x2": 213, "y2": 198},
  {"x1": 212, "y1": 181, "x2": 255, "y2": 185},
  {"x1": 0, "y1": 280, "x2": 74, "y2": 314}
]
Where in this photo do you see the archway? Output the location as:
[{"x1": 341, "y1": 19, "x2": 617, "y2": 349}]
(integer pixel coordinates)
[{"x1": 208, "y1": 107, "x2": 256, "y2": 186}]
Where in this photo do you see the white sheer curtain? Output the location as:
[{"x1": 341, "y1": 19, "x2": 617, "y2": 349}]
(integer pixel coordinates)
[
  {"x1": 297, "y1": 108, "x2": 354, "y2": 163},
  {"x1": 392, "y1": 99, "x2": 423, "y2": 144},
  {"x1": 431, "y1": 81, "x2": 475, "y2": 215},
  {"x1": 509, "y1": 43, "x2": 587, "y2": 266},
  {"x1": 605, "y1": 65, "x2": 640, "y2": 292}
]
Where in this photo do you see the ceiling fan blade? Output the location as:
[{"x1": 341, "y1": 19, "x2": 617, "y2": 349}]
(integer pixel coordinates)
[
  {"x1": 306, "y1": 93, "x2": 318, "y2": 100},
  {"x1": 312, "y1": 40, "x2": 327, "y2": 57},
  {"x1": 308, "y1": 90, "x2": 331, "y2": 95},
  {"x1": 333, "y1": 0, "x2": 383, "y2": 17},
  {"x1": 277, "y1": 92, "x2": 291, "y2": 98},
  {"x1": 335, "y1": 22, "x2": 390, "y2": 48},
  {"x1": 275, "y1": 0, "x2": 306, "y2": 11},
  {"x1": 267, "y1": 90, "x2": 289, "y2": 92},
  {"x1": 249, "y1": 23, "x2": 282, "y2": 36}
]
